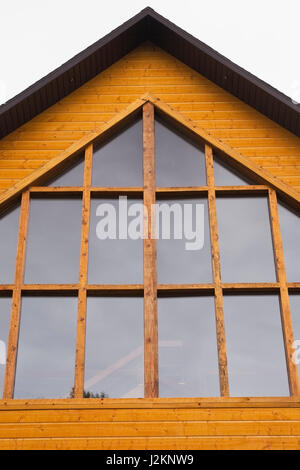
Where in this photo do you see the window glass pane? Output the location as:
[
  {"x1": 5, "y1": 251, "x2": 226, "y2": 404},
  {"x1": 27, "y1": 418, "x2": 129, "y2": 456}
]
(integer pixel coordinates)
[
  {"x1": 92, "y1": 120, "x2": 143, "y2": 187},
  {"x1": 224, "y1": 294, "x2": 289, "y2": 397},
  {"x1": 213, "y1": 155, "x2": 253, "y2": 186},
  {"x1": 14, "y1": 296, "x2": 77, "y2": 399},
  {"x1": 158, "y1": 296, "x2": 219, "y2": 397},
  {"x1": 88, "y1": 198, "x2": 143, "y2": 284},
  {"x1": 217, "y1": 196, "x2": 276, "y2": 282},
  {"x1": 289, "y1": 294, "x2": 300, "y2": 380},
  {"x1": 85, "y1": 296, "x2": 144, "y2": 398},
  {"x1": 0, "y1": 297, "x2": 11, "y2": 397},
  {"x1": 155, "y1": 120, "x2": 206, "y2": 187},
  {"x1": 24, "y1": 197, "x2": 82, "y2": 284},
  {"x1": 46, "y1": 154, "x2": 84, "y2": 186},
  {"x1": 157, "y1": 198, "x2": 212, "y2": 283},
  {"x1": 0, "y1": 203, "x2": 20, "y2": 283},
  {"x1": 278, "y1": 202, "x2": 300, "y2": 282}
]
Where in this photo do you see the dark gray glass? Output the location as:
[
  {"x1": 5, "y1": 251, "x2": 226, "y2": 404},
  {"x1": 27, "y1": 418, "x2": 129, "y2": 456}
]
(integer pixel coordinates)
[
  {"x1": 224, "y1": 294, "x2": 289, "y2": 396},
  {"x1": 92, "y1": 120, "x2": 143, "y2": 187},
  {"x1": 216, "y1": 196, "x2": 276, "y2": 282},
  {"x1": 88, "y1": 198, "x2": 143, "y2": 284},
  {"x1": 46, "y1": 154, "x2": 84, "y2": 187},
  {"x1": 155, "y1": 120, "x2": 206, "y2": 187},
  {"x1": 289, "y1": 294, "x2": 300, "y2": 380},
  {"x1": 0, "y1": 203, "x2": 20, "y2": 283},
  {"x1": 24, "y1": 197, "x2": 82, "y2": 284},
  {"x1": 278, "y1": 202, "x2": 300, "y2": 282},
  {"x1": 14, "y1": 296, "x2": 77, "y2": 399},
  {"x1": 158, "y1": 296, "x2": 219, "y2": 397},
  {"x1": 84, "y1": 296, "x2": 144, "y2": 398},
  {"x1": 157, "y1": 198, "x2": 212, "y2": 283},
  {"x1": 0, "y1": 297, "x2": 11, "y2": 397},
  {"x1": 213, "y1": 155, "x2": 253, "y2": 186}
]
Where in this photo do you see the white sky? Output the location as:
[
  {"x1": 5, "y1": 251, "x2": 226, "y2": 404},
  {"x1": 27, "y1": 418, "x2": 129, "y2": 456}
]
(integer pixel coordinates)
[{"x1": 0, "y1": 0, "x2": 300, "y2": 105}]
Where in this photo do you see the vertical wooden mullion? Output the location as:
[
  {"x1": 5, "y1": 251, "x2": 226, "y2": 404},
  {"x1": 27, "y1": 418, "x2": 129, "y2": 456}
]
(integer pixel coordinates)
[
  {"x1": 143, "y1": 102, "x2": 158, "y2": 398},
  {"x1": 3, "y1": 190, "x2": 30, "y2": 399},
  {"x1": 74, "y1": 144, "x2": 92, "y2": 398},
  {"x1": 268, "y1": 188, "x2": 299, "y2": 396},
  {"x1": 205, "y1": 145, "x2": 229, "y2": 397}
]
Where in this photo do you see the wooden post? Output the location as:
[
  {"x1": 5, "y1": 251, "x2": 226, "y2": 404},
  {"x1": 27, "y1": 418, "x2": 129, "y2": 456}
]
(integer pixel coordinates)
[
  {"x1": 143, "y1": 102, "x2": 158, "y2": 398},
  {"x1": 3, "y1": 191, "x2": 30, "y2": 398},
  {"x1": 205, "y1": 145, "x2": 230, "y2": 397},
  {"x1": 74, "y1": 144, "x2": 93, "y2": 398},
  {"x1": 268, "y1": 188, "x2": 300, "y2": 396}
]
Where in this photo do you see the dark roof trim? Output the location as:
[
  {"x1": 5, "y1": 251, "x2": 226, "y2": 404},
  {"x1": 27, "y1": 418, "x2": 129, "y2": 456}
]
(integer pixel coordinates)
[{"x1": 1, "y1": 7, "x2": 299, "y2": 138}]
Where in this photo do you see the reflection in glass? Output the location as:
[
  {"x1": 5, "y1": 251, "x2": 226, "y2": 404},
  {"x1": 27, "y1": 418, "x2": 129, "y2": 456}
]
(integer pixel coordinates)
[
  {"x1": 289, "y1": 294, "x2": 300, "y2": 380},
  {"x1": 157, "y1": 198, "x2": 212, "y2": 283},
  {"x1": 88, "y1": 198, "x2": 143, "y2": 284},
  {"x1": 155, "y1": 120, "x2": 206, "y2": 187},
  {"x1": 46, "y1": 154, "x2": 84, "y2": 187},
  {"x1": 213, "y1": 154, "x2": 253, "y2": 186},
  {"x1": 0, "y1": 297, "x2": 11, "y2": 397},
  {"x1": 24, "y1": 197, "x2": 82, "y2": 284},
  {"x1": 0, "y1": 203, "x2": 20, "y2": 283},
  {"x1": 85, "y1": 296, "x2": 144, "y2": 398},
  {"x1": 224, "y1": 294, "x2": 289, "y2": 396},
  {"x1": 158, "y1": 296, "x2": 219, "y2": 397},
  {"x1": 278, "y1": 202, "x2": 300, "y2": 282},
  {"x1": 217, "y1": 196, "x2": 276, "y2": 282},
  {"x1": 14, "y1": 296, "x2": 77, "y2": 399},
  {"x1": 92, "y1": 120, "x2": 143, "y2": 187}
]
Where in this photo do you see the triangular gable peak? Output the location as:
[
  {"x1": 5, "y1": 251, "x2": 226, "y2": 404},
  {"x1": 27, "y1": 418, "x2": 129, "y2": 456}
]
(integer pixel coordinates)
[
  {"x1": 0, "y1": 94, "x2": 299, "y2": 209},
  {"x1": 0, "y1": 43, "x2": 300, "y2": 199}
]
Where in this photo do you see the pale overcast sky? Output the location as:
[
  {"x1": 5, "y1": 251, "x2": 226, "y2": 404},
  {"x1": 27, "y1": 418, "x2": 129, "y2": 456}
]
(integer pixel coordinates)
[{"x1": 0, "y1": 0, "x2": 300, "y2": 105}]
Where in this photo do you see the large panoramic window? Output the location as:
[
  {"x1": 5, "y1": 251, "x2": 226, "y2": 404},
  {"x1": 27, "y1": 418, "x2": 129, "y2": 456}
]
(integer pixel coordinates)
[{"x1": 0, "y1": 102, "x2": 299, "y2": 400}]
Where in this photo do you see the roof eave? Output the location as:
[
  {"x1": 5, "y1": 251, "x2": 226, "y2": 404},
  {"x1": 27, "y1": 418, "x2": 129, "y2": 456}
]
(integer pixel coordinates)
[{"x1": 0, "y1": 7, "x2": 299, "y2": 138}]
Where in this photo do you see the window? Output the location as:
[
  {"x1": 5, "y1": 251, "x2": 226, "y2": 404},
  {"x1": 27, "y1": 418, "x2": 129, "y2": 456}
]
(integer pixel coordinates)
[
  {"x1": 0, "y1": 296, "x2": 11, "y2": 396},
  {"x1": 216, "y1": 196, "x2": 276, "y2": 282},
  {"x1": 158, "y1": 295, "x2": 219, "y2": 397},
  {"x1": 224, "y1": 294, "x2": 289, "y2": 396},
  {"x1": 14, "y1": 296, "x2": 77, "y2": 399},
  {"x1": 84, "y1": 296, "x2": 144, "y2": 398},
  {"x1": 0, "y1": 202, "x2": 20, "y2": 283},
  {"x1": 0, "y1": 102, "x2": 299, "y2": 400}
]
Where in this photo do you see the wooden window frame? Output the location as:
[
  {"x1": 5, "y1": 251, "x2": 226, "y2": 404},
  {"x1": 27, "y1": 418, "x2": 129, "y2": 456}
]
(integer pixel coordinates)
[{"x1": 0, "y1": 101, "x2": 300, "y2": 401}]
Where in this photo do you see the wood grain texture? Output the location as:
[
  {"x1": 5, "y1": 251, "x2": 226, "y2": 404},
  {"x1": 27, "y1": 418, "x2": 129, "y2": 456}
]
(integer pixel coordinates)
[
  {"x1": 3, "y1": 191, "x2": 30, "y2": 399},
  {"x1": 74, "y1": 144, "x2": 93, "y2": 398},
  {"x1": 143, "y1": 102, "x2": 158, "y2": 398},
  {"x1": 0, "y1": 43, "x2": 299, "y2": 195},
  {"x1": 0, "y1": 402, "x2": 299, "y2": 449},
  {"x1": 268, "y1": 189, "x2": 300, "y2": 396},
  {"x1": 205, "y1": 144, "x2": 229, "y2": 396}
]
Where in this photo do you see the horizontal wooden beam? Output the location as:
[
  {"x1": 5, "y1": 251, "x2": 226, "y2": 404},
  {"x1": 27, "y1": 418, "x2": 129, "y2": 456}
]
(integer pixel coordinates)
[
  {"x1": 158, "y1": 284, "x2": 214, "y2": 295},
  {"x1": 91, "y1": 187, "x2": 143, "y2": 196},
  {"x1": 29, "y1": 187, "x2": 83, "y2": 193},
  {"x1": 0, "y1": 286, "x2": 14, "y2": 292},
  {"x1": 222, "y1": 283, "x2": 280, "y2": 292},
  {"x1": 21, "y1": 284, "x2": 79, "y2": 292},
  {"x1": 0, "y1": 396, "x2": 299, "y2": 410},
  {"x1": 0, "y1": 283, "x2": 290, "y2": 294}
]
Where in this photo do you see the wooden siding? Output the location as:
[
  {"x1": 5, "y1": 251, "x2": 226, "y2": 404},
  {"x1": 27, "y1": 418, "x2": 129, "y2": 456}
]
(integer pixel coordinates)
[
  {"x1": 1, "y1": 42, "x2": 300, "y2": 451},
  {"x1": 0, "y1": 400, "x2": 300, "y2": 449},
  {"x1": 0, "y1": 42, "x2": 300, "y2": 195}
]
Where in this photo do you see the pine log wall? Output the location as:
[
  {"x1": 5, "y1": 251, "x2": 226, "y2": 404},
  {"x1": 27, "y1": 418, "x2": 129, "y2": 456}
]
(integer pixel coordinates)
[{"x1": 0, "y1": 42, "x2": 300, "y2": 195}]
